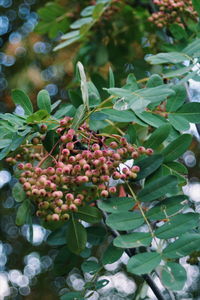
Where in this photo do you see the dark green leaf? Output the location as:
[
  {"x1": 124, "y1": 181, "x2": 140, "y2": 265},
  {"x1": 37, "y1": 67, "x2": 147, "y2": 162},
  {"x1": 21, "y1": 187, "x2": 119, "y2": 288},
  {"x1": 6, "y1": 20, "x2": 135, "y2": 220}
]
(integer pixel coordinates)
[
  {"x1": 136, "y1": 111, "x2": 167, "y2": 128},
  {"x1": 169, "y1": 24, "x2": 188, "y2": 40},
  {"x1": 138, "y1": 175, "x2": 178, "y2": 202},
  {"x1": 53, "y1": 104, "x2": 76, "y2": 119},
  {"x1": 174, "y1": 102, "x2": 200, "y2": 123},
  {"x1": 71, "y1": 104, "x2": 86, "y2": 130},
  {"x1": 166, "y1": 85, "x2": 187, "y2": 112},
  {"x1": 12, "y1": 182, "x2": 26, "y2": 203},
  {"x1": 163, "y1": 233, "x2": 200, "y2": 258},
  {"x1": 109, "y1": 66, "x2": 115, "y2": 88},
  {"x1": 135, "y1": 154, "x2": 164, "y2": 180},
  {"x1": 144, "y1": 124, "x2": 171, "y2": 149},
  {"x1": 146, "y1": 52, "x2": 190, "y2": 65},
  {"x1": 47, "y1": 224, "x2": 68, "y2": 246},
  {"x1": 11, "y1": 89, "x2": 33, "y2": 116},
  {"x1": 42, "y1": 130, "x2": 60, "y2": 153},
  {"x1": 54, "y1": 247, "x2": 82, "y2": 276},
  {"x1": 61, "y1": 292, "x2": 83, "y2": 300},
  {"x1": 81, "y1": 260, "x2": 101, "y2": 274},
  {"x1": 37, "y1": 90, "x2": 51, "y2": 113},
  {"x1": 76, "y1": 206, "x2": 102, "y2": 224},
  {"x1": 161, "y1": 262, "x2": 187, "y2": 291},
  {"x1": 146, "y1": 195, "x2": 188, "y2": 221},
  {"x1": 162, "y1": 134, "x2": 192, "y2": 162},
  {"x1": 16, "y1": 201, "x2": 30, "y2": 226},
  {"x1": 102, "y1": 243, "x2": 123, "y2": 265},
  {"x1": 168, "y1": 114, "x2": 190, "y2": 131},
  {"x1": 127, "y1": 252, "x2": 161, "y2": 275},
  {"x1": 147, "y1": 74, "x2": 163, "y2": 88},
  {"x1": 26, "y1": 110, "x2": 50, "y2": 123},
  {"x1": 67, "y1": 216, "x2": 87, "y2": 255},
  {"x1": 114, "y1": 232, "x2": 152, "y2": 249},
  {"x1": 98, "y1": 197, "x2": 134, "y2": 213},
  {"x1": 106, "y1": 212, "x2": 144, "y2": 230},
  {"x1": 155, "y1": 213, "x2": 199, "y2": 239},
  {"x1": 87, "y1": 226, "x2": 107, "y2": 246},
  {"x1": 192, "y1": 0, "x2": 200, "y2": 15}
]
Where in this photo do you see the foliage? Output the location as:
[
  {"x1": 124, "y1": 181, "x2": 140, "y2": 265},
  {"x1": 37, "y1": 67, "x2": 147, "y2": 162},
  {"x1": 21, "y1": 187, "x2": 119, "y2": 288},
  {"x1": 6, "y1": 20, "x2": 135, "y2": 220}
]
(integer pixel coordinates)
[{"x1": 1, "y1": 0, "x2": 200, "y2": 299}]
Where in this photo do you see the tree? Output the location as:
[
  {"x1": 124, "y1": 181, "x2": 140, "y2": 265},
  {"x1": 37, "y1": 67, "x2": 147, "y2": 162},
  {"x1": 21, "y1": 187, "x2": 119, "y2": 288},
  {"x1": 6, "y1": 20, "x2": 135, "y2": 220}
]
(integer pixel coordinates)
[{"x1": 1, "y1": 1, "x2": 200, "y2": 299}]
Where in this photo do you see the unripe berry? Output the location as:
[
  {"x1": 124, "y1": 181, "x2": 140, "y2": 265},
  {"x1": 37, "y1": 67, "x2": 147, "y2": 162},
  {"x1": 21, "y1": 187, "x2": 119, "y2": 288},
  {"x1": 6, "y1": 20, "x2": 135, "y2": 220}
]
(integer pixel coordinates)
[
  {"x1": 131, "y1": 166, "x2": 140, "y2": 173},
  {"x1": 109, "y1": 186, "x2": 117, "y2": 194},
  {"x1": 92, "y1": 143, "x2": 100, "y2": 151},
  {"x1": 62, "y1": 149, "x2": 70, "y2": 156},
  {"x1": 112, "y1": 153, "x2": 121, "y2": 160},
  {"x1": 146, "y1": 148, "x2": 154, "y2": 155},
  {"x1": 23, "y1": 182, "x2": 31, "y2": 190},
  {"x1": 109, "y1": 141, "x2": 118, "y2": 149},
  {"x1": 69, "y1": 156, "x2": 76, "y2": 163},
  {"x1": 61, "y1": 204, "x2": 69, "y2": 211},
  {"x1": 65, "y1": 193, "x2": 74, "y2": 201},
  {"x1": 101, "y1": 190, "x2": 109, "y2": 197},
  {"x1": 100, "y1": 175, "x2": 110, "y2": 182},
  {"x1": 83, "y1": 164, "x2": 90, "y2": 171},
  {"x1": 18, "y1": 163, "x2": 24, "y2": 170},
  {"x1": 68, "y1": 129, "x2": 75, "y2": 135},
  {"x1": 112, "y1": 171, "x2": 121, "y2": 179},
  {"x1": 52, "y1": 191, "x2": 63, "y2": 199},
  {"x1": 61, "y1": 214, "x2": 70, "y2": 221},
  {"x1": 52, "y1": 214, "x2": 60, "y2": 221},
  {"x1": 131, "y1": 151, "x2": 139, "y2": 159},
  {"x1": 66, "y1": 142, "x2": 74, "y2": 150},
  {"x1": 35, "y1": 167, "x2": 43, "y2": 175},
  {"x1": 39, "y1": 189, "x2": 47, "y2": 196},
  {"x1": 32, "y1": 188, "x2": 39, "y2": 196},
  {"x1": 47, "y1": 167, "x2": 55, "y2": 175},
  {"x1": 40, "y1": 124, "x2": 47, "y2": 133},
  {"x1": 46, "y1": 214, "x2": 52, "y2": 222},
  {"x1": 55, "y1": 199, "x2": 63, "y2": 207},
  {"x1": 77, "y1": 194, "x2": 84, "y2": 201},
  {"x1": 74, "y1": 198, "x2": 82, "y2": 205},
  {"x1": 69, "y1": 204, "x2": 78, "y2": 212},
  {"x1": 98, "y1": 184, "x2": 106, "y2": 190},
  {"x1": 54, "y1": 207, "x2": 62, "y2": 214}
]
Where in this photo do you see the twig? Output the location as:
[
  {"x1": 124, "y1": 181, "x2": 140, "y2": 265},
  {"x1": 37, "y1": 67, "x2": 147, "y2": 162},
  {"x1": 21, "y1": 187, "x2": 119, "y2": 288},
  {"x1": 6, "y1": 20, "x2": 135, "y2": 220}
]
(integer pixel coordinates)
[{"x1": 101, "y1": 211, "x2": 168, "y2": 300}]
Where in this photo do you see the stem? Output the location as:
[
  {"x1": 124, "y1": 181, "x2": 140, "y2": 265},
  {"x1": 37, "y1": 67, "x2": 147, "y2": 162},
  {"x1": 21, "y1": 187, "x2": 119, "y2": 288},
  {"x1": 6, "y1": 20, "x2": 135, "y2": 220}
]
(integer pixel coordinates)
[
  {"x1": 101, "y1": 211, "x2": 168, "y2": 300},
  {"x1": 126, "y1": 182, "x2": 159, "y2": 247},
  {"x1": 105, "y1": 120, "x2": 125, "y2": 135}
]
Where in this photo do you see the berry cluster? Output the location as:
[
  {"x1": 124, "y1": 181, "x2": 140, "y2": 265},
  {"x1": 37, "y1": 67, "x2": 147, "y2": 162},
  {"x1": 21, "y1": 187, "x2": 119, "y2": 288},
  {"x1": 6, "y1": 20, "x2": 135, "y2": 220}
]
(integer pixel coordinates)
[
  {"x1": 148, "y1": 0, "x2": 197, "y2": 28},
  {"x1": 7, "y1": 117, "x2": 153, "y2": 222}
]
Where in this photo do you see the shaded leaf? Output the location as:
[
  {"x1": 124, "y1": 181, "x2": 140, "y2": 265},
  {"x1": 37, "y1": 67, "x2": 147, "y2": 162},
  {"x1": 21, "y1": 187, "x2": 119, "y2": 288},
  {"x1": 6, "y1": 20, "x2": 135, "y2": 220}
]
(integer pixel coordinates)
[
  {"x1": 67, "y1": 216, "x2": 87, "y2": 255},
  {"x1": 98, "y1": 197, "x2": 134, "y2": 213},
  {"x1": 11, "y1": 89, "x2": 33, "y2": 116},
  {"x1": 37, "y1": 90, "x2": 51, "y2": 113},
  {"x1": 114, "y1": 232, "x2": 152, "y2": 249},
  {"x1": 106, "y1": 212, "x2": 144, "y2": 230},
  {"x1": 127, "y1": 252, "x2": 161, "y2": 275}
]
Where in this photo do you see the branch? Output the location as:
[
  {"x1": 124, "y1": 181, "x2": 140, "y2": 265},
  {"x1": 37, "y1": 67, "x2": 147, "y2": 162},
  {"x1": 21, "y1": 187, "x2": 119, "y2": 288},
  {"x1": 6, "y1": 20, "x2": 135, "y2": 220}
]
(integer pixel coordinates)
[{"x1": 102, "y1": 212, "x2": 168, "y2": 300}]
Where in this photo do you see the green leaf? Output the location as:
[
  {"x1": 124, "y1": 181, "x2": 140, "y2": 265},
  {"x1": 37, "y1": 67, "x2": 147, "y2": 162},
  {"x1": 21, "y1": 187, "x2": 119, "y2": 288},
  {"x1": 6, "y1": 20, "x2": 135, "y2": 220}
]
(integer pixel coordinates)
[
  {"x1": 155, "y1": 213, "x2": 199, "y2": 239},
  {"x1": 174, "y1": 102, "x2": 200, "y2": 123},
  {"x1": 183, "y1": 39, "x2": 200, "y2": 56},
  {"x1": 16, "y1": 201, "x2": 30, "y2": 226},
  {"x1": 114, "y1": 232, "x2": 152, "y2": 249},
  {"x1": 163, "y1": 162, "x2": 188, "y2": 185},
  {"x1": 124, "y1": 73, "x2": 138, "y2": 90},
  {"x1": 42, "y1": 130, "x2": 60, "y2": 153},
  {"x1": 47, "y1": 224, "x2": 68, "y2": 246},
  {"x1": 192, "y1": 0, "x2": 200, "y2": 15},
  {"x1": 93, "y1": 3, "x2": 104, "y2": 19},
  {"x1": 107, "y1": 86, "x2": 175, "y2": 112},
  {"x1": 37, "y1": 90, "x2": 51, "y2": 113},
  {"x1": 146, "y1": 52, "x2": 190, "y2": 65},
  {"x1": 146, "y1": 195, "x2": 188, "y2": 221},
  {"x1": 53, "y1": 104, "x2": 76, "y2": 119},
  {"x1": 138, "y1": 175, "x2": 178, "y2": 202},
  {"x1": 61, "y1": 30, "x2": 80, "y2": 40},
  {"x1": 102, "y1": 243, "x2": 123, "y2": 265},
  {"x1": 161, "y1": 262, "x2": 187, "y2": 291},
  {"x1": 166, "y1": 85, "x2": 187, "y2": 112},
  {"x1": 11, "y1": 89, "x2": 33, "y2": 116},
  {"x1": 98, "y1": 197, "x2": 134, "y2": 213},
  {"x1": 135, "y1": 154, "x2": 164, "y2": 180},
  {"x1": 106, "y1": 212, "x2": 144, "y2": 230},
  {"x1": 67, "y1": 216, "x2": 87, "y2": 255},
  {"x1": 76, "y1": 206, "x2": 102, "y2": 223},
  {"x1": 127, "y1": 252, "x2": 161, "y2": 275},
  {"x1": 169, "y1": 24, "x2": 188, "y2": 40},
  {"x1": 144, "y1": 124, "x2": 171, "y2": 149},
  {"x1": 61, "y1": 292, "x2": 83, "y2": 300},
  {"x1": 109, "y1": 66, "x2": 115, "y2": 88},
  {"x1": 163, "y1": 233, "x2": 200, "y2": 258},
  {"x1": 126, "y1": 124, "x2": 137, "y2": 143},
  {"x1": 163, "y1": 65, "x2": 193, "y2": 78},
  {"x1": 26, "y1": 110, "x2": 50, "y2": 123},
  {"x1": 70, "y1": 17, "x2": 93, "y2": 29},
  {"x1": 162, "y1": 134, "x2": 192, "y2": 162},
  {"x1": 87, "y1": 226, "x2": 107, "y2": 246},
  {"x1": 168, "y1": 114, "x2": 190, "y2": 132},
  {"x1": 53, "y1": 36, "x2": 80, "y2": 51},
  {"x1": 54, "y1": 246, "x2": 82, "y2": 276},
  {"x1": 71, "y1": 104, "x2": 86, "y2": 130},
  {"x1": 81, "y1": 5, "x2": 95, "y2": 17},
  {"x1": 0, "y1": 139, "x2": 12, "y2": 149},
  {"x1": 81, "y1": 260, "x2": 101, "y2": 274},
  {"x1": 136, "y1": 111, "x2": 167, "y2": 128},
  {"x1": 12, "y1": 182, "x2": 26, "y2": 203},
  {"x1": 147, "y1": 74, "x2": 163, "y2": 88},
  {"x1": 77, "y1": 62, "x2": 89, "y2": 110},
  {"x1": 88, "y1": 81, "x2": 101, "y2": 107}
]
